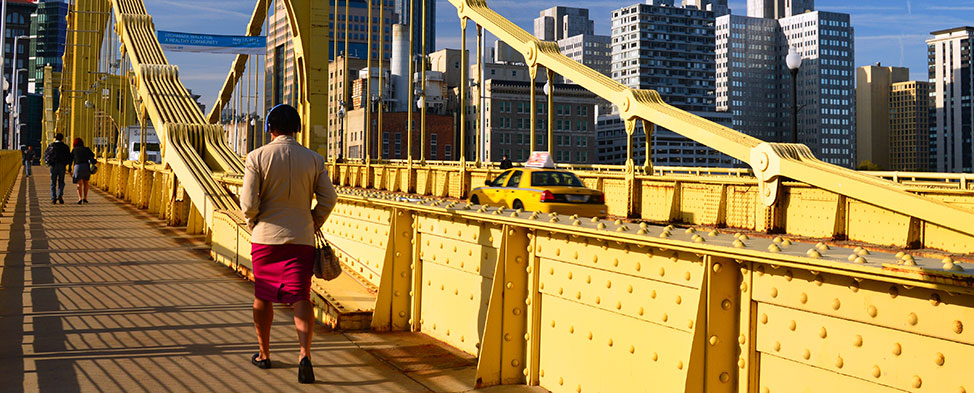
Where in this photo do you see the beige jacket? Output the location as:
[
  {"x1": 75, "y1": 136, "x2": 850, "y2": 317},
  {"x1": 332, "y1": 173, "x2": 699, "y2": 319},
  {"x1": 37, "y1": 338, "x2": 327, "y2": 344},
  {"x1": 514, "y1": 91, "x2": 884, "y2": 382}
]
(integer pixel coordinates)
[{"x1": 240, "y1": 135, "x2": 338, "y2": 246}]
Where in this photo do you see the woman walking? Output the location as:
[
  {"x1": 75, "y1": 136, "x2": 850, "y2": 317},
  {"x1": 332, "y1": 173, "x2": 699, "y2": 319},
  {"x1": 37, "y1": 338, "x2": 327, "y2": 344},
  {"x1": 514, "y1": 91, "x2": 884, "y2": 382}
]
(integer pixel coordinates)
[
  {"x1": 71, "y1": 138, "x2": 95, "y2": 204},
  {"x1": 240, "y1": 104, "x2": 337, "y2": 384}
]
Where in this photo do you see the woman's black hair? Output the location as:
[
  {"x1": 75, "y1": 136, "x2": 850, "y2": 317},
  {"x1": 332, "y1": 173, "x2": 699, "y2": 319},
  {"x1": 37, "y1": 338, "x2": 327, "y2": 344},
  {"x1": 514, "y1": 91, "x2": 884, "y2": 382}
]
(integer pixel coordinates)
[{"x1": 265, "y1": 104, "x2": 301, "y2": 135}]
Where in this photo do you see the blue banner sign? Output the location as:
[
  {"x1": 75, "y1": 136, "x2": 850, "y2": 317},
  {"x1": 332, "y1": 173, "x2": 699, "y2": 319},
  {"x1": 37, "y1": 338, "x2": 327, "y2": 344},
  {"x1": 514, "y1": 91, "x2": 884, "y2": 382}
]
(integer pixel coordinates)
[{"x1": 157, "y1": 31, "x2": 266, "y2": 55}]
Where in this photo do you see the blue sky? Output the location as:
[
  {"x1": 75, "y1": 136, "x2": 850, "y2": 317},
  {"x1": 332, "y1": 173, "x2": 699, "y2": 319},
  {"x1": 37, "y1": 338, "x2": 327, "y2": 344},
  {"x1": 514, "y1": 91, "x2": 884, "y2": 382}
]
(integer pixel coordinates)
[{"x1": 145, "y1": 0, "x2": 974, "y2": 107}]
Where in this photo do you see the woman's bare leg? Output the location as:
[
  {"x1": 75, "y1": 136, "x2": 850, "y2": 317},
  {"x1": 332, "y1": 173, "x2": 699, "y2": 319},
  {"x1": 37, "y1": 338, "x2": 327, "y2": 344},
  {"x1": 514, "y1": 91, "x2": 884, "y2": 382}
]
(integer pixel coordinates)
[
  {"x1": 292, "y1": 299, "x2": 314, "y2": 360},
  {"x1": 253, "y1": 298, "x2": 274, "y2": 360}
]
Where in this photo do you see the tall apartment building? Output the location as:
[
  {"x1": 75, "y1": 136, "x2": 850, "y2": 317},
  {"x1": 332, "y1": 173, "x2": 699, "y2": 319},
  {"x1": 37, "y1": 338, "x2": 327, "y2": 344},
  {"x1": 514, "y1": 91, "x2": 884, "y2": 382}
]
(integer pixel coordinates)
[
  {"x1": 746, "y1": 0, "x2": 813, "y2": 19},
  {"x1": 474, "y1": 79, "x2": 596, "y2": 164},
  {"x1": 4, "y1": 0, "x2": 37, "y2": 149},
  {"x1": 393, "y1": 0, "x2": 434, "y2": 56},
  {"x1": 28, "y1": 0, "x2": 67, "y2": 94},
  {"x1": 889, "y1": 81, "x2": 931, "y2": 171},
  {"x1": 855, "y1": 65, "x2": 930, "y2": 171},
  {"x1": 265, "y1": 0, "x2": 395, "y2": 108},
  {"x1": 327, "y1": 56, "x2": 368, "y2": 158},
  {"x1": 683, "y1": 0, "x2": 729, "y2": 16},
  {"x1": 926, "y1": 26, "x2": 974, "y2": 173},
  {"x1": 534, "y1": 7, "x2": 611, "y2": 78},
  {"x1": 603, "y1": 0, "x2": 734, "y2": 167},
  {"x1": 716, "y1": 3, "x2": 855, "y2": 167}
]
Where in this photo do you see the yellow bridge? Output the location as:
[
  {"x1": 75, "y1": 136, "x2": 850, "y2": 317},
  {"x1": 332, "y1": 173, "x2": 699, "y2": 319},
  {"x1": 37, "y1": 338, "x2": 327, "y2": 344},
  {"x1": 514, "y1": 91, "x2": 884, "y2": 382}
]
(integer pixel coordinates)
[{"x1": 1, "y1": 0, "x2": 970, "y2": 392}]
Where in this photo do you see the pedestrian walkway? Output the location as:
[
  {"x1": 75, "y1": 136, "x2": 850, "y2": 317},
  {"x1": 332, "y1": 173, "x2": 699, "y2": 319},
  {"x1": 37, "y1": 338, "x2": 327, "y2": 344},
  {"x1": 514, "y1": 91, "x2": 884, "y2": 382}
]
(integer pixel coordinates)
[{"x1": 0, "y1": 168, "x2": 545, "y2": 393}]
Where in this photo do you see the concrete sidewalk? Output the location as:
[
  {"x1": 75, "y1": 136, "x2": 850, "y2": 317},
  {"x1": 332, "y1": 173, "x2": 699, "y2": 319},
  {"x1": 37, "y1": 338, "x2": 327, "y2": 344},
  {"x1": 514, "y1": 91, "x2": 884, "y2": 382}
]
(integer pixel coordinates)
[{"x1": 0, "y1": 168, "x2": 545, "y2": 393}]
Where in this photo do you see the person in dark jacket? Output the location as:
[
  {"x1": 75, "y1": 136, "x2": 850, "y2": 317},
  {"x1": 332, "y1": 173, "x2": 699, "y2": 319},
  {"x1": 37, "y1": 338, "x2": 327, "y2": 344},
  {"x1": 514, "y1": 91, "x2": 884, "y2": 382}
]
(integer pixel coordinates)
[
  {"x1": 71, "y1": 138, "x2": 95, "y2": 204},
  {"x1": 44, "y1": 133, "x2": 72, "y2": 204},
  {"x1": 499, "y1": 154, "x2": 513, "y2": 169},
  {"x1": 20, "y1": 145, "x2": 35, "y2": 177}
]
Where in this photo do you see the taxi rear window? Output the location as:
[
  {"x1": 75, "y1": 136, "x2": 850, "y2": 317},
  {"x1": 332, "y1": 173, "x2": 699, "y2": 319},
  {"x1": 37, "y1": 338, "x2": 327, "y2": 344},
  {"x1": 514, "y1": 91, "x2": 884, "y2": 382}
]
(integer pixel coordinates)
[{"x1": 530, "y1": 171, "x2": 584, "y2": 187}]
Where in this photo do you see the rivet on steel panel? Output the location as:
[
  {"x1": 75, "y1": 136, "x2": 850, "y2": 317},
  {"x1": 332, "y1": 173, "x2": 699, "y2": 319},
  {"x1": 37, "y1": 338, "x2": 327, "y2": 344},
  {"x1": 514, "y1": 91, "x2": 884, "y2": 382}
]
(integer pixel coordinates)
[
  {"x1": 596, "y1": 223, "x2": 606, "y2": 230},
  {"x1": 685, "y1": 227, "x2": 696, "y2": 234},
  {"x1": 768, "y1": 244, "x2": 781, "y2": 253},
  {"x1": 806, "y1": 249, "x2": 822, "y2": 258},
  {"x1": 944, "y1": 261, "x2": 965, "y2": 271},
  {"x1": 867, "y1": 305, "x2": 878, "y2": 318},
  {"x1": 733, "y1": 239, "x2": 746, "y2": 248},
  {"x1": 954, "y1": 320, "x2": 964, "y2": 334},
  {"x1": 802, "y1": 349, "x2": 810, "y2": 360}
]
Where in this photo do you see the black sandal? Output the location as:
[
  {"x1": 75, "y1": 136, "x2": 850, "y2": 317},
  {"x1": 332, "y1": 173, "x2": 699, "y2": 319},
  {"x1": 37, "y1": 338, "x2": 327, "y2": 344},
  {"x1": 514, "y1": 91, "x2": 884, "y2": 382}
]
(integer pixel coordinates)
[{"x1": 251, "y1": 353, "x2": 271, "y2": 369}]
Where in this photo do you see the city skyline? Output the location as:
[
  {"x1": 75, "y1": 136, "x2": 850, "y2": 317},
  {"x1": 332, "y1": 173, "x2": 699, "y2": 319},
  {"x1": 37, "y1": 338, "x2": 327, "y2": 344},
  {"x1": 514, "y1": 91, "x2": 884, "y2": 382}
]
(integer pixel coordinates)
[{"x1": 148, "y1": 0, "x2": 974, "y2": 110}]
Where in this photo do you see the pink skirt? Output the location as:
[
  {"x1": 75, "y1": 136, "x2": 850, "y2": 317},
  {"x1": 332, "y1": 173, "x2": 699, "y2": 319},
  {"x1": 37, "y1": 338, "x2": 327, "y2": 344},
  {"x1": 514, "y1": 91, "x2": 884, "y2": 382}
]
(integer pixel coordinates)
[{"x1": 251, "y1": 243, "x2": 315, "y2": 303}]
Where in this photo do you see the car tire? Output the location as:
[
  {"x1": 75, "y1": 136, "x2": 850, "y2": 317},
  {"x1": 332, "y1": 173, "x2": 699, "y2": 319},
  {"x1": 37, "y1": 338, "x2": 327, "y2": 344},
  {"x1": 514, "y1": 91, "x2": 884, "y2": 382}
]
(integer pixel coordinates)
[
  {"x1": 470, "y1": 195, "x2": 479, "y2": 205},
  {"x1": 512, "y1": 200, "x2": 524, "y2": 210}
]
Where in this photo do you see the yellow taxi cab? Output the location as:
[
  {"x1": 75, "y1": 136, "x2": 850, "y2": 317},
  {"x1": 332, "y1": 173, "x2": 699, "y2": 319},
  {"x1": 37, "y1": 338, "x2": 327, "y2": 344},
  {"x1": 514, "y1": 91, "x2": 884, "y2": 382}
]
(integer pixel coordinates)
[{"x1": 469, "y1": 153, "x2": 607, "y2": 218}]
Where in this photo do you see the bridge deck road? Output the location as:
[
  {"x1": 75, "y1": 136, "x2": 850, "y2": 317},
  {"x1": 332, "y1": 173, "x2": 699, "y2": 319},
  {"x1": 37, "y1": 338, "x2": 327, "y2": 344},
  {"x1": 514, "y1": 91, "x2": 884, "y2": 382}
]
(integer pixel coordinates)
[{"x1": 0, "y1": 168, "x2": 544, "y2": 393}]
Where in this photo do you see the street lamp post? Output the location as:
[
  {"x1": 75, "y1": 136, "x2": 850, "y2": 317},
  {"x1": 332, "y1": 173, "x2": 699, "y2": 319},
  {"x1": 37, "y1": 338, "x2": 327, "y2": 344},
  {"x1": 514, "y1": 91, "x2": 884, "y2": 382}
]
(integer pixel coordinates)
[{"x1": 786, "y1": 46, "x2": 802, "y2": 144}]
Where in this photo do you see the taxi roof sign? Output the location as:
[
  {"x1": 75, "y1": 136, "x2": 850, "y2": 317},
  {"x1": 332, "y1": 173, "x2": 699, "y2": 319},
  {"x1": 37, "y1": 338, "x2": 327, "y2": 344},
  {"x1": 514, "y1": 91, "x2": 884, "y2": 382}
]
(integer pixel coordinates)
[{"x1": 525, "y1": 151, "x2": 555, "y2": 168}]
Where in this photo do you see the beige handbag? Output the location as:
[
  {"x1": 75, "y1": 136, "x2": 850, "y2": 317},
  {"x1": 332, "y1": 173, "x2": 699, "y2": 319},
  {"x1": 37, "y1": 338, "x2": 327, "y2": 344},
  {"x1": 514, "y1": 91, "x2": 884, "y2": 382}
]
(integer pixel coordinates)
[{"x1": 313, "y1": 230, "x2": 342, "y2": 280}]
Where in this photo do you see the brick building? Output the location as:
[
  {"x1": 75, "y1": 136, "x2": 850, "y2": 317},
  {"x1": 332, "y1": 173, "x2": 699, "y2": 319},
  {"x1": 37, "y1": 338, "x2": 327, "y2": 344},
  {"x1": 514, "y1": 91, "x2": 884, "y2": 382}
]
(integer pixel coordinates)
[{"x1": 346, "y1": 110, "x2": 455, "y2": 160}]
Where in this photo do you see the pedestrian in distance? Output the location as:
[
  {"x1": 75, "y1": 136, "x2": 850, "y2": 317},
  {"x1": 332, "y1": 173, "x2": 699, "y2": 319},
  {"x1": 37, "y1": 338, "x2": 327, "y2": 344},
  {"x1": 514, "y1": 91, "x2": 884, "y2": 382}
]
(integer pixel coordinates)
[
  {"x1": 70, "y1": 138, "x2": 95, "y2": 204},
  {"x1": 20, "y1": 145, "x2": 34, "y2": 177},
  {"x1": 499, "y1": 154, "x2": 513, "y2": 169},
  {"x1": 240, "y1": 104, "x2": 338, "y2": 384},
  {"x1": 42, "y1": 133, "x2": 72, "y2": 204}
]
